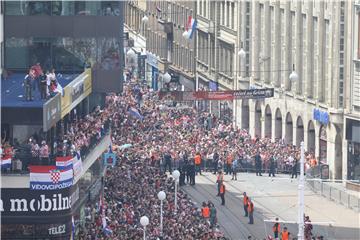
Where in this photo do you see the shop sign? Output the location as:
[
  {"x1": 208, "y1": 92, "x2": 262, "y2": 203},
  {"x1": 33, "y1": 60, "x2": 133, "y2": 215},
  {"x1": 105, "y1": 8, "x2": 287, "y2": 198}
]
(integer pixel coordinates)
[
  {"x1": 71, "y1": 80, "x2": 84, "y2": 102},
  {"x1": 103, "y1": 152, "x2": 117, "y2": 167},
  {"x1": 61, "y1": 69, "x2": 92, "y2": 118},
  {"x1": 313, "y1": 108, "x2": 329, "y2": 125},
  {"x1": 158, "y1": 88, "x2": 274, "y2": 101},
  {"x1": 48, "y1": 224, "x2": 66, "y2": 235},
  {"x1": 0, "y1": 188, "x2": 73, "y2": 217},
  {"x1": 138, "y1": 54, "x2": 147, "y2": 81},
  {"x1": 43, "y1": 93, "x2": 61, "y2": 132},
  {"x1": 146, "y1": 53, "x2": 158, "y2": 67}
]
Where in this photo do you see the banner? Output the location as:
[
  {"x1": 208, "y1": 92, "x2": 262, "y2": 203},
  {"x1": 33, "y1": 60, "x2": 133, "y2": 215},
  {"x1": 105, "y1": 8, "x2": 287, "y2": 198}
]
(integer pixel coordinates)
[
  {"x1": 1, "y1": 156, "x2": 11, "y2": 169},
  {"x1": 43, "y1": 93, "x2": 61, "y2": 132},
  {"x1": 56, "y1": 156, "x2": 74, "y2": 171},
  {"x1": 29, "y1": 166, "x2": 73, "y2": 191},
  {"x1": 103, "y1": 153, "x2": 117, "y2": 167},
  {"x1": 73, "y1": 157, "x2": 83, "y2": 183},
  {"x1": 158, "y1": 88, "x2": 274, "y2": 101}
]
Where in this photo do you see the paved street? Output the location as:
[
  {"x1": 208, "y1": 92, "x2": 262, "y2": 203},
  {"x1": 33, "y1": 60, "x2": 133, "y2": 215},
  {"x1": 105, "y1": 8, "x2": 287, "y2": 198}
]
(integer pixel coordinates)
[{"x1": 182, "y1": 172, "x2": 360, "y2": 240}]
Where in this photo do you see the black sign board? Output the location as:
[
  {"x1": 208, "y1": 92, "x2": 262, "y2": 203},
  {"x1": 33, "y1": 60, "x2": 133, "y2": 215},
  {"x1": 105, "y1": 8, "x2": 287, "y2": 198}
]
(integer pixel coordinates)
[
  {"x1": 43, "y1": 93, "x2": 61, "y2": 132},
  {"x1": 138, "y1": 54, "x2": 147, "y2": 81},
  {"x1": 71, "y1": 81, "x2": 85, "y2": 102},
  {"x1": 1, "y1": 187, "x2": 72, "y2": 219}
]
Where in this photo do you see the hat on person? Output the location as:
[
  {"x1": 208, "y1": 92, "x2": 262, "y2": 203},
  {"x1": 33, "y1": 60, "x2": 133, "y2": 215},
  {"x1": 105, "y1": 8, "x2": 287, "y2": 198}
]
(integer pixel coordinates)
[{"x1": 41, "y1": 141, "x2": 46, "y2": 145}]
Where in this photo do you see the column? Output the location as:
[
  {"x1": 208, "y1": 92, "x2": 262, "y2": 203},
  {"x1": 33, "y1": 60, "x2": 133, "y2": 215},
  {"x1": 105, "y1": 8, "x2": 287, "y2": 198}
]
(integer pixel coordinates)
[
  {"x1": 236, "y1": 100, "x2": 242, "y2": 128},
  {"x1": 295, "y1": 1, "x2": 303, "y2": 94},
  {"x1": 303, "y1": 123, "x2": 309, "y2": 152},
  {"x1": 292, "y1": 125, "x2": 297, "y2": 146},
  {"x1": 273, "y1": 1, "x2": 281, "y2": 87},
  {"x1": 314, "y1": 123, "x2": 320, "y2": 162},
  {"x1": 327, "y1": 139, "x2": 336, "y2": 180},
  {"x1": 284, "y1": 1, "x2": 291, "y2": 90},
  {"x1": 306, "y1": 1, "x2": 314, "y2": 98},
  {"x1": 316, "y1": 1, "x2": 325, "y2": 102},
  {"x1": 249, "y1": 100, "x2": 256, "y2": 137},
  {"x1": 261, "y1": 111, "x2": 266, "y2": 139},
  {"x1": 282, "y1": 117, "x2": 287, "y2": 142},
  {"x1": 330, "y1": 1, "x2": 340, "y2": 107},
  {"x1": 251, "y1": 1, "x2": 260, "y2": 82},
  {"x1": 264, "y1": 1, "x2": 271, "y2": 84},
  {"x1": 271, "y1": 116, "x2": 276, "y2": 142}
]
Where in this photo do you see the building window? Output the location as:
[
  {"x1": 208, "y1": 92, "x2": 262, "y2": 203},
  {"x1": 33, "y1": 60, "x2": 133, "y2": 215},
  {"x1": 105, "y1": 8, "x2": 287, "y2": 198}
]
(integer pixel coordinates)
[
  {"x1": 203, "y1": 0, "x2": 207, "y2": 18},
  {"x1": 231, "y1": 2, "x2": 235, "y2": 29},
  {"x1": 226, "y1": 2, "x2": 230, "y2": 27}
]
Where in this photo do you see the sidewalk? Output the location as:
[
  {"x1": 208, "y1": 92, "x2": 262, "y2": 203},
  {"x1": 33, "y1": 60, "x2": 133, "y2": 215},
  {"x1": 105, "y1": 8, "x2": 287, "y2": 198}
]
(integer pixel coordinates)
[
  {"x1": 182, "y1": 172, "x2": 360, "y2": 240},
  {"x1": 307, "y1": 180, "x2": 360, "y2": 212}
]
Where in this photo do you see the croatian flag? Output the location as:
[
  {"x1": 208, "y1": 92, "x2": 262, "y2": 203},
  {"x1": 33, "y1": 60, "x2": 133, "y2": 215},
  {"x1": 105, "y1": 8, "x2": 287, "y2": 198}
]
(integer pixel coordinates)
[
  {"x1": 29, "y1": 165, "x2": 73, "y2": 190},
  {"x1": 1, "y1": 156, "x2": 11, "y2": 169},
  {"x1": 56, "y1": 156, "x2": 74, "y2": 171},
  {"x1": 186, "y1": 16, "x2": 197, "y2": 39}
]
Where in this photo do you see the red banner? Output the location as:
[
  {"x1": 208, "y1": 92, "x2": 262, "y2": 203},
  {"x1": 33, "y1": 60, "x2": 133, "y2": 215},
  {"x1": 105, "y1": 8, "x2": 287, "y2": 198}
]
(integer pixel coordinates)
[{"x1": 158, "y1": 88, "x2": 274, "y2": 101}]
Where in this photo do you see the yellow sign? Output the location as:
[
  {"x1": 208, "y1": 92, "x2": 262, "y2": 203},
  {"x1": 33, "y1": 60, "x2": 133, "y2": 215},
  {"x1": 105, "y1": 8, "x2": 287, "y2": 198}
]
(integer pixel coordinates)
[{"x1": 61, "y1": 68, "x2": 92, "y2": 118}]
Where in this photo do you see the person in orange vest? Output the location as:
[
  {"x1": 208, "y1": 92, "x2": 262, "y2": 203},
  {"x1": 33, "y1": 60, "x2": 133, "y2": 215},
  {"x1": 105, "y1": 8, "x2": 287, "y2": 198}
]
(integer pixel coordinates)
[
  {"x1": 272, "y1": 217, "x2": 281, "y2": 240},
  {"x1": 201, "y1": 202, "x2": 210, "y2": 219},
  {"x1": 219, "y1": 182, "x2": 226, "y2": 205},
  {"x1": 216, "y1": 171, "x2": 224, "y2": 196},
  {"x1": 225, "y1": 152, "x2": 233, "y2": 175},
  {"x1": 280, "y1": 227, "x2": 290, "y2": 240},
  {"x1": 242, "y1": 192, "x2": 249, "y2": 217},
  {"x1": 247, "y1": 197, "x2": 254, "y2": 224},
  {"x1": 194, "y1": 152, "x2": 202, "y2": 175}
]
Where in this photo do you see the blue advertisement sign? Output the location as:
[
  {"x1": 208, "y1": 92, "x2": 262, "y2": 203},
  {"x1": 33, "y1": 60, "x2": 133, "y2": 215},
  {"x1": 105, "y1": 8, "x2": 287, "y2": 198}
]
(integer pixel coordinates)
[
  {"x1": 313, "y1": 108, "x2": 329, "y2": 125},
  {"x1": 103, "y1": 153, "x2": 117, "y2": 167},
  {"x1": 209, "y1": 81, "x2": 218, "y2": 91}
]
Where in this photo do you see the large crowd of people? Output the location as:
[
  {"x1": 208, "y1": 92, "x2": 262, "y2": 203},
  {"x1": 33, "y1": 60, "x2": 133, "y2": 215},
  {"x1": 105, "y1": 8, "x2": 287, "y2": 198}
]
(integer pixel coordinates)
[
  {"x1": 73, "y1": 73, "x2": 321, "y2": 239},
  {"x1": 1, "y1": 68, "x2": 322, "y2": 238}
]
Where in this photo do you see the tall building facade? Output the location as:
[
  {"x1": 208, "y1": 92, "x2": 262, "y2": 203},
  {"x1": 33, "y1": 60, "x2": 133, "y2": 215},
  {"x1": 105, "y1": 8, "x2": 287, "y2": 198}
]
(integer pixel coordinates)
[
  {"x1": 125, "y1": 0, "x2": 196, "y2": 91},
  {"x1": 197, "y1": 0, "x2": 351, "y2": 180},
  {"x1": 344, "y1": 0, "x2": 360, "y2": 183},
  {"x1": 3, "y1": 0, "x2": 124, "y2": 93}
]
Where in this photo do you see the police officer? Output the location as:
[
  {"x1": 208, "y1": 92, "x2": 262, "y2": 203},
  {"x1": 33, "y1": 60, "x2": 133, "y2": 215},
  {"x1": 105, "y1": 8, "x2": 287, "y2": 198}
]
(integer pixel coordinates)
[
  {"x1": 23, "y1": 70, "x2": 35, "y2": 101},
  {"x1": 269, "y1": 156, "x2": 276, "y2": 177},
  {"x1": 272, "y1": 218, "x2": 281, "y2": 240},
  {"x1": 219, "y1": 182, "x2": 225, "y2": 205},
  {"x1": 243, "y1": 192, "x2": 249, "y2": 217},
  {"x1": 247, "y1": 197, "x2": 254, "y2": 224},
  {"x1": 255, "y1": 152, "x2": 262, "y2": 176}
]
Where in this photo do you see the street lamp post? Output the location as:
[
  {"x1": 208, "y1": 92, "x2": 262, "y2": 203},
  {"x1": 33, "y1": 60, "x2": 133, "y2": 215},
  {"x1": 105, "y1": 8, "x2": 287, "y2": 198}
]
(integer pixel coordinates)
[
  {"x1": 157, "y1": 191, "x2": 166, "y2": 237},
  {"x1": 289, "y1": 64, "x2": 299, "y2": 93},
  {"x1": 298, "y1": 141, "x2": 305, "y2": 240},
  {"x1": 140, "y1": 216, "x2": 149, "y2": 240},
  {"x1": 172, "y1": 170, "x2": 180, "y2": 214}
]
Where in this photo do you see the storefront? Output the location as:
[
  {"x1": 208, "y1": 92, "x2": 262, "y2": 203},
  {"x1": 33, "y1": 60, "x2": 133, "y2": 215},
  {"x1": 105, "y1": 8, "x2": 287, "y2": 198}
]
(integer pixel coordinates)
[
  {"x1": 146, "y1": 53, "x2": 159, "y2": 90},
  {"x1": 346, "y1": 118, "x2": 360, "y2": 181}
]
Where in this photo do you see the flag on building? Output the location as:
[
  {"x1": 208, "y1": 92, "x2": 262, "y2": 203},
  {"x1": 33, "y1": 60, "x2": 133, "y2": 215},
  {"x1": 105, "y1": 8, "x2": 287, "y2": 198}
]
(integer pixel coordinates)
[
  {"x1": 56, "y1": 156, "x2": 74, "y2": 171},
  {"x1": 29, "y1": 165, "x2": 73, "y2": 190},
  {"x1": 1, "y1": 156, "x2": 11, "y2": 169},
  {"x1": 72, "y1": 155, "x2": 83, "y2": 183},
  {"x1": 186, "y1": 16, "x2": 197, "y2": 39}
]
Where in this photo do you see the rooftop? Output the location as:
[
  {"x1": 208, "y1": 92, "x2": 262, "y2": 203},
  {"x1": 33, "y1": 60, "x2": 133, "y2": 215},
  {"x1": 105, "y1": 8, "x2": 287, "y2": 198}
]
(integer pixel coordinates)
[{"x1": 1, "y1": 73, "x2": 80, "y2": 108}]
